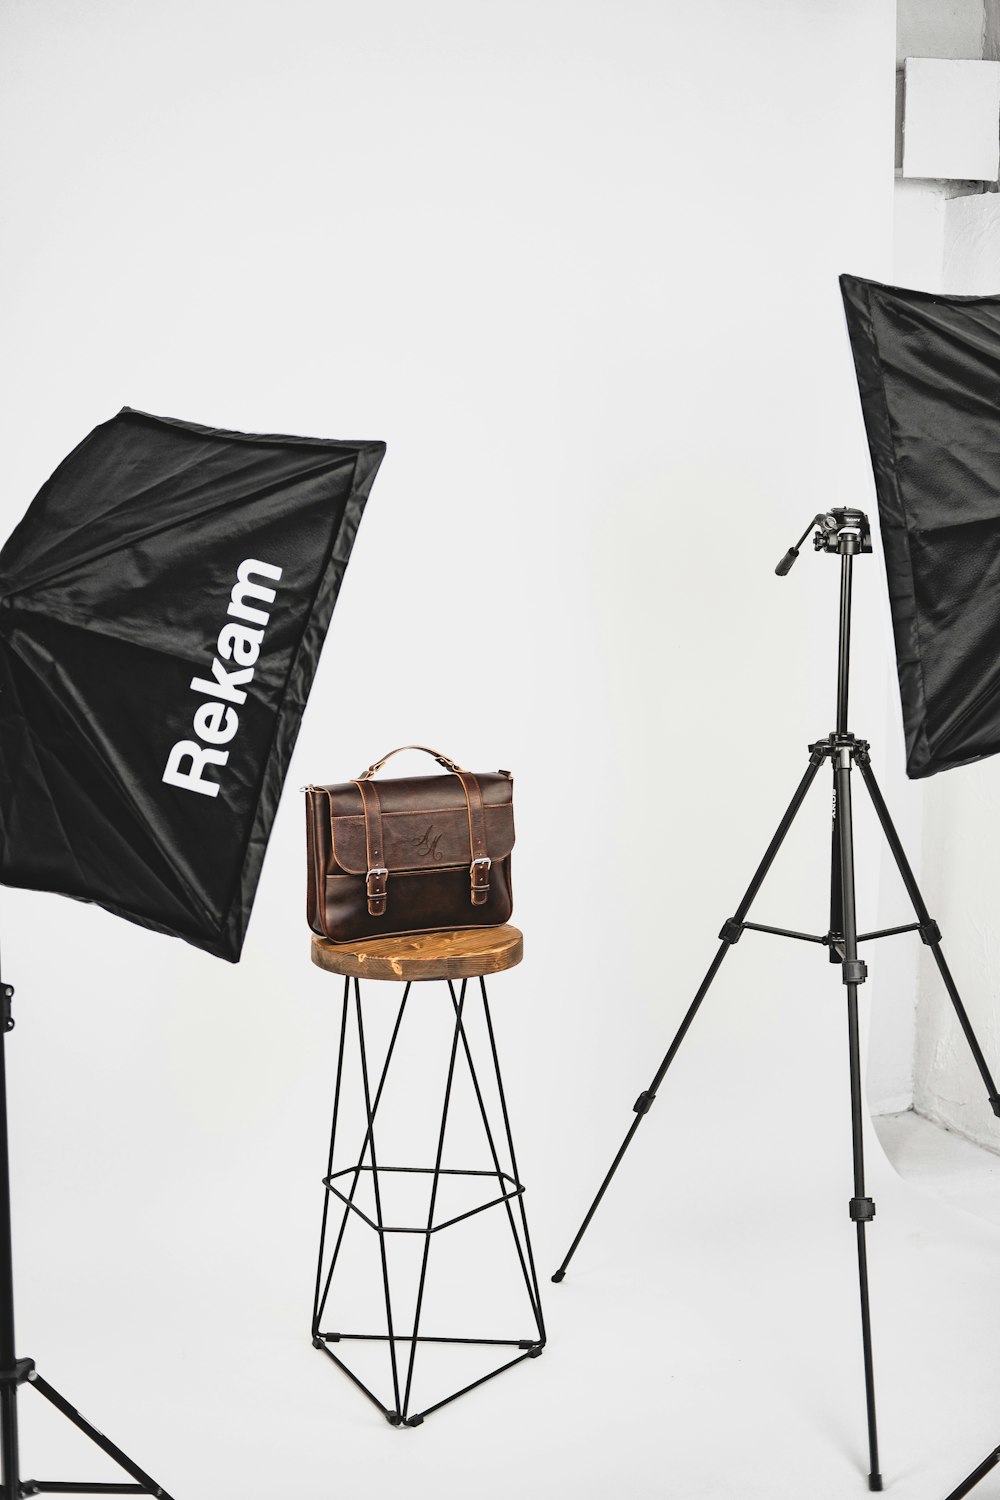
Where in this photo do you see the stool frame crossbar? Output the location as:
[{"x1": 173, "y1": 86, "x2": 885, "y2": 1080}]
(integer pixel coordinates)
[{"x1": 311, "y1": 973, "x2": 545, "y2": 1426}]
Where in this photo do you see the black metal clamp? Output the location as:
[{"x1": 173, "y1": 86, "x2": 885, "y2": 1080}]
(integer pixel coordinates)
[{"x1": 0, "y1": 1357, "x2": 34, "y2": 1388}]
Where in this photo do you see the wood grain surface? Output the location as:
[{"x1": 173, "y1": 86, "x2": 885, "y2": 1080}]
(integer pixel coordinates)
[{"x1": 310, "y1": 924, "x2": 524, "y2": 981}]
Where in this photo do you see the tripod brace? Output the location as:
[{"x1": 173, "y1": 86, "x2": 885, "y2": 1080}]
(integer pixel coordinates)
[{"x1": 552, "y1": 509, "x2": 1000, "y2": 1494}]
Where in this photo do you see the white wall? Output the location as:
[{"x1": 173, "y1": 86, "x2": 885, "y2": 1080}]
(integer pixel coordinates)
[
  {"x1": 861, "y1": 174, "x2": 949, "y2": 1121},
  {"x1": 874, "y1": 0, "x2": 1000, "y2": 1127},
  {"x1": 898, "y1": 0, "x2": 986, "y2": 63},
  {"x1": 902, "y1": 192, "x2": 1000, "y2": 1149},
  {"x1": 888, "y1": 0, "x2": 1000, "y2": 1148},
  {"x1": 0, "y1": 5, "x2": 898, "y2": 1497}
]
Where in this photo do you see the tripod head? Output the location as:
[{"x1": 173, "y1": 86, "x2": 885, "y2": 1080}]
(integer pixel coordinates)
[{"x1": 775, "y1": 509, "x2": 872, "y2": 575}]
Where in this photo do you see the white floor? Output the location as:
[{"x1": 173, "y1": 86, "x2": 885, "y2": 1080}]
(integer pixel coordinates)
[
  {"x1": 876, "y1": 1109, "x2": 1000, "y2": 1228},
  {"x1": 16, "y1": 1078, "x2": 1000, "y2": 1500}
]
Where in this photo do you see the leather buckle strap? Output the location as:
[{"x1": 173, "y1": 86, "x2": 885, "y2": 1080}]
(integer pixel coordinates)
[
  {"x1": 366, "y1": 866, "x2": 388, "y2": 916},
  {"x1": 354, "y1": 779, "x2": 388, "y2": 916},
  {"x1": 470, "y1": 855, "x2": 491, "y2": 905},
  {"x1": 454, "y1": 770, "x2": 490, "y2": 906}
]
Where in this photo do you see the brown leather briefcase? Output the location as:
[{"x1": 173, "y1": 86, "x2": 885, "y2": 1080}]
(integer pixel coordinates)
[{"x1": 306, "y1": 745, "x2": 515, "y2": 944}]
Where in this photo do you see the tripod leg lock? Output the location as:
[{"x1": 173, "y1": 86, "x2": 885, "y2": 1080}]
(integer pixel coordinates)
[
  {"x1": 633, "y1": 1090, "x2": 657, "y2": 1115},
  {"x1": 849, "y1": 1196, "x2": 876, "y2": 1222},
  {"x1": 718, "y1": 919, "x2": 743, "y2": 945},
  {"x1": 918, "y1": 919, "x2": 942, "y2": 946},
  {"x1": 0, "y1": 1357, "x2": 34, "y2": 1387},
  {"x1": 842, "y1": 959, "x2": 868, "y2": 985}
]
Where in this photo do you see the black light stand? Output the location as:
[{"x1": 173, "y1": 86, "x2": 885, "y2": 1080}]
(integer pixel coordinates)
[
  {"x1": 552, "y1": 509, "x2": 1000, "y2": 1493},
  {"x1": 0, "y1": 981, "x2": 173, "y2": 1499}
]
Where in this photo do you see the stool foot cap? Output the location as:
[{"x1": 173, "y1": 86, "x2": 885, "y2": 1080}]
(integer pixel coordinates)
[
  {"x1": 551, "y1": 1269, "x2": 566, "y2": 1283},
  {"x1": 869, "y1": 1475, "x2": 883, "y2": 1492},
  {"x1": 527, "y1": 1344, "x2": 544, "y2": 1359},
  {"x1": 406, "y1": 1413, "x2": 424, "y2": 1427},
  {"x1": 386, "y1": 1411, "x2": 402, "y2": 1427}
]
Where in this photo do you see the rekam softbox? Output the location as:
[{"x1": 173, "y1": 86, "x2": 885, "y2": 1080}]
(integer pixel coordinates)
[{"x1": 0, "y1": 406, "x2": 385, "y2": 959}]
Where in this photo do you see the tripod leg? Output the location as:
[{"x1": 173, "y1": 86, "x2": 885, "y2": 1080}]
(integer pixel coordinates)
[
  {"x1": 27, "y1": 1369, "x2": 175, "y2": 1496},
  {"x1": 834, "y1": 747, "x2": 882, "y2": 1492},
  {"x1": 942, "y1": 1445, "x2": 1000, "y2": 1500},
  {"x1": 856, "y1": 754, "x2": 1000, "y2": 1116},
  {"x1": 0, "y1": 1383, "x2": 16, "y2": 1500},
  {"x1": 551, "y1": 746, "x2": 826, "y2": 1282}
]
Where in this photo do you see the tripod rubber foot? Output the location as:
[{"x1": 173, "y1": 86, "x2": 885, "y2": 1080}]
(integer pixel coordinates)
[
  {"x1": 869, "y1": 1474, "x2": 883, "y2": 1491},
  {"x1": 551, "y1": 1269, "x2": 566, "y2": 1283}
]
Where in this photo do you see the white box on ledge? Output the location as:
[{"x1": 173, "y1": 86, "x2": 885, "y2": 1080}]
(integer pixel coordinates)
[{"x1": 903, "y1": 57, "x2": 1000, "y2": 182}]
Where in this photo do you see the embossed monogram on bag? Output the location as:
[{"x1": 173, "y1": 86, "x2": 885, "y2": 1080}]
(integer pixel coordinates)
[{"x1": 411, "y1": 824, "x2": 444, "y2": 862}]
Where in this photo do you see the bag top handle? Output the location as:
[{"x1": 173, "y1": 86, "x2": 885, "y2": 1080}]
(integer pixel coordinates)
[{"x1": 356, "y1": 744, "x2": 465, "y2": 780}]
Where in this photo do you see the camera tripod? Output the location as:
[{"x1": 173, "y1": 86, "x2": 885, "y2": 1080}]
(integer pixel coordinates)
[{"x1": 552, "y1": 509, "x2": 1000, "y2": 1493}]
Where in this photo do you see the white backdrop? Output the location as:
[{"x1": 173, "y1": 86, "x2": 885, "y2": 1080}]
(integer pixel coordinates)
[{"x1": 5, "y1": 4, "x2": 999, "y2": 1499}]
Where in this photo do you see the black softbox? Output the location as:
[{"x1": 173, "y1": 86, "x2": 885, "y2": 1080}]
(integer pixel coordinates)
[
  {"x1": 0, "y1": 407, "x2": 385, "y2": 961},
  {"x1": 841, "y1": 273, "x2": 1000, "y2": 779}
]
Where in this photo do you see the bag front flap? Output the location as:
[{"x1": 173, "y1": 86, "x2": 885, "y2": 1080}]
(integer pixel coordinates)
[{"x1": 320, "y1": 772, "x2": 514, "y2": 874}]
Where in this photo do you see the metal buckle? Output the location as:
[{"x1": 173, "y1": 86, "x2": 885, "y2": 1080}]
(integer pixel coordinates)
[
  {"x1": 470, "y1": 857, "x2": 491, "y2": 902},
  {"x1": 366, "y1": 866, "x2": 388, "y2": 896}
]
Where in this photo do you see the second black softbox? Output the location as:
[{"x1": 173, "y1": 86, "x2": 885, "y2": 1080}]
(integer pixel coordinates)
[{"x1": 841, "y1": 273, "x2": 1000, "y2": 779}]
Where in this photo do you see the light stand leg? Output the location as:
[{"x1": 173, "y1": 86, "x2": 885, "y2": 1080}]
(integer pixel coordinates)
[
  {"x1": 0, "y1": 991, "x2": 20, "y2": 1500},
  {"x1": 0, "y1": 980, "x2": 174, "y2": 1500},
  {"x1": 551, "y1": 745, "x2": 825, "y2": 1282},
  {"x1": 943, "y1": 1445, "x2": 1000, "y2": 1500},
  {"x1": 856, "y1": 758, "x2": 1000, "y2": 1496},
  {"x1": 856, "y1": 754, "x2": 1000, "y2": 1115},
  {"x1": 834, "y1": 748, "x2": 882, "y2": 1492}
]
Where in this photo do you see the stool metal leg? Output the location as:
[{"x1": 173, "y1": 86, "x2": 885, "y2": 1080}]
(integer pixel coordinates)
[
  {"x1": 313, "y1": 971, "x2": 545, "y2": 1426},
  {"x1": 401, "y1": 981, "x2": 467, "y2": 1422},
  {"x1": 313, "y1": 978, "x2": 410, "y2": 1340},
  {"x1": 444, "y1": 978, "x2": 545, "y2": 1345},
  {"x1": 311, "y1": 978, "x2": 349, "y2": 1340},
  {"x1": 479, "y1": 976, "x2": 546, "y2": 1348},
  {"x1": 313, "y1": 978, "x2": 411, "y2": 1424},
  {"x1": 354, "y1": 978, "x2": 403, "y2": 1422}
]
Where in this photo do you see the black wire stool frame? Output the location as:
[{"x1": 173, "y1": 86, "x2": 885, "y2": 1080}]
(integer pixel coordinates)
[{"x1": 311, "y1": 973, "x2": 545, "y2": 1427}]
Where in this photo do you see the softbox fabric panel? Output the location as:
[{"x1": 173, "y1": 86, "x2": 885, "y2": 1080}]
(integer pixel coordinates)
[
  {"x1": 0, "y1": 408, "x2": 385, "y2": 961},
  {"x1": 841, "y1": 273, "x2": 1000, "y2": 779}
]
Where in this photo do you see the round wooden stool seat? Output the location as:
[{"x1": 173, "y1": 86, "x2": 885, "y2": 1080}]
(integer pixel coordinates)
[{"x1": 310, "y1": 924, "x2": 523, "y2": 982}]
